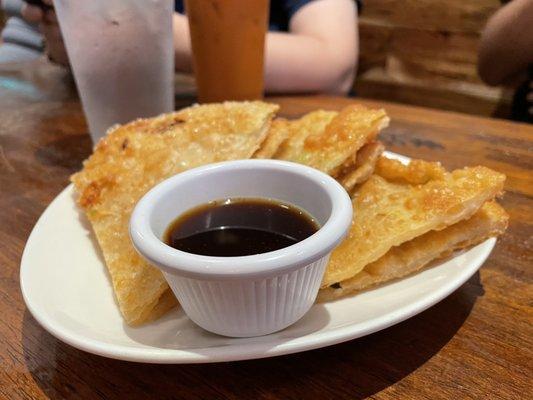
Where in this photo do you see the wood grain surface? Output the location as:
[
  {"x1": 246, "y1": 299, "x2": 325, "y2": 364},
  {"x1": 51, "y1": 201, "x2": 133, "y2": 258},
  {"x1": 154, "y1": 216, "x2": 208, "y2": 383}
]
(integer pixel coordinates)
[
  {"x1": 0, "y1": 60, "x2": 531, "y2": 399},
  {"x1": 357, "y1": 0, "x2": 508, "y2": 117}
]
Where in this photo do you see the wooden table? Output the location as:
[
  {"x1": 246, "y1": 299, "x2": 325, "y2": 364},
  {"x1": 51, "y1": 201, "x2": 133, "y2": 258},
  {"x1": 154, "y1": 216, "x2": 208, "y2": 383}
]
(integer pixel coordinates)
[{"x1": 1, "y1": 60, "x2": 531, "y2": 400}]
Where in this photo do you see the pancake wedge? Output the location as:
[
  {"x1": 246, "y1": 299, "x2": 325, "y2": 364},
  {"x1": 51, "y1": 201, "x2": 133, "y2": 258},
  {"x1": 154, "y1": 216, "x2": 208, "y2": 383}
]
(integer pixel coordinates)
[
  {"x1": 375, "y1": 156, "x2": 446, "y2": 185},
  {"x1": 322, "y1": 158, "x2": 505, "y2": 287},
  {"x1": 337, "y1": 141, "x2": 385, "y2": 192},
  {"x1": 274, "y1": 110, "x2": 337, "y2": 162},
  {"x1": 71, "y1": 101, "x2": 279, "y2": 325},
  {"x1": 318, "y1": 201, "x2": 508, "y2": 301},
  {"x1": 253, "y1": 118, "x2": 291, "y2": 159},
  {"x1": 274, "y1": 105, "x2": 389, "y2": 176}
]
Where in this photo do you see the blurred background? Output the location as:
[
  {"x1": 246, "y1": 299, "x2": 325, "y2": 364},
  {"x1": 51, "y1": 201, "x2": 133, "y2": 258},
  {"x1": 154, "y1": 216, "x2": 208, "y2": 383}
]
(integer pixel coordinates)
[
  {"x1": 0, "y1": 0, "x2": 512, "y2": 118},
  {"x1": 355, "y1": 0, "x2": 510, "y2": 117}
]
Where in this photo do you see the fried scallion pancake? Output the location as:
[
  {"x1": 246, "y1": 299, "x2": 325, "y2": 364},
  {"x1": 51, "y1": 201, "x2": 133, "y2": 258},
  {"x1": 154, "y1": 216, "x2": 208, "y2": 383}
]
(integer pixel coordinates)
[
  {"x1": 71, "y1": 101, "x2": 279, "y2": 325},
  {"x1": 322, "y1": 158, "x2": 506, "y2": 287},
  {"x1": 273, "y1": 105, "x2": 389, "y2": 176},
  {"x1": 375, "y1": 156, "x2": 446, "y2": 185},
  {"x1": 274, "y1": 110, "x2": 337, "y2": 161},
  {"x1": 318, "y1": 201, "x2": 508, "y2": 301},
  {"x1": 337, "y1": 141, "x2": 385, "y2": 193},
  {"x1": 253, "y1": 118, "x2": 291, "y2": 159}
]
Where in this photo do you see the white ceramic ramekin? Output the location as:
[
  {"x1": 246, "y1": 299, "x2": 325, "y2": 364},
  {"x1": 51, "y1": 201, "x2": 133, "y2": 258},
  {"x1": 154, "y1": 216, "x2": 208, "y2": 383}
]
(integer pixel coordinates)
[{"x1": 130, "y1": 159, "x2": 352, "y2": 337}]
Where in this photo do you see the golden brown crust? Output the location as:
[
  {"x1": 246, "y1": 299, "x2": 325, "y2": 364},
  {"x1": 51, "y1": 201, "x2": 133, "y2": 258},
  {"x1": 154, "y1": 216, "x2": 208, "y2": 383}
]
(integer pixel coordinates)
[
  {"x1": 318, "y1": 201, "x2": 509, "y2": 301},
  {"x1": 273, "y1": 105, "x2": 389, "y2": 175},
  {"x1": 337, "y1": 141, "x2": 385, "y2": 193},
  {"x1": 322, "y1": 159, "x2": 506, "y2": 287},
  {"x1": 375, "y1": 156, "x2": 446, "y2": 184},
  {"x1": 71, "y1": 101, "x2": 279, "y2": 325},
  {"x1": 274, "y1": 110, "x2": 337, "y2": 161},
  {"x1": 253, "y1": 118, "x2": 291, "y2": 159}
]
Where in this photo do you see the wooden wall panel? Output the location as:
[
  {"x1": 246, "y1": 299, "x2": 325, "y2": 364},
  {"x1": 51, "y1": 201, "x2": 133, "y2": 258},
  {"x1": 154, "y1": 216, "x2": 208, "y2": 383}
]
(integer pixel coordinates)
[
  {"x1": 358, "y1": 22, "x2": 391, "y2": 73},
  {"x1": 389, "y1": 28, "x2": 481, "y2": 82},
  {"x1": 361, "y1": 0, "x2": 500, "y2": 33},
  {"x1": 356, "y1": 0, "x2": 509, "y2": 117}
]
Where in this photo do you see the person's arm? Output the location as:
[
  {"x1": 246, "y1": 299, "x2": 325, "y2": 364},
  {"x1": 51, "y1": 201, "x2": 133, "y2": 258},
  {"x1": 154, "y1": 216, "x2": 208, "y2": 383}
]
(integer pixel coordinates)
[
  {"x1": 265, "y1": 0, "x2": 358, "y2": 94},
  {"x1": 478, "y1": 0, "x2": 533, "y2": 86},
  {"x1": 173, "y1": 13, "x2": 192, "y2": 73}
]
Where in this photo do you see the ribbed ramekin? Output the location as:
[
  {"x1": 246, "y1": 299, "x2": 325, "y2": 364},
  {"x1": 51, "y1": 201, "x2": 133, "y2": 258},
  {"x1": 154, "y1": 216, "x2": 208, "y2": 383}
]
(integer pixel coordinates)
[{"x1": 130, "y1": 159, "x2": 352, "y2": 337}]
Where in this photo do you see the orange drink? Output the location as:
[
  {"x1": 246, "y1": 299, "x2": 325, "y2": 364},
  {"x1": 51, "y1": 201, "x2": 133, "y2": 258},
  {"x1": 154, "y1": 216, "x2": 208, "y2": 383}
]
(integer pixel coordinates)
[{"x1": 185, "y1": 0, "x2": 269, "y2": 102}]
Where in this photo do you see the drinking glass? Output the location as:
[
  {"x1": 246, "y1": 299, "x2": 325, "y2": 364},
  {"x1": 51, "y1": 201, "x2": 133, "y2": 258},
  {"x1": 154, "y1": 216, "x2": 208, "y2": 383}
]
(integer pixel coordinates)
[
  {"x1": 54, "y1": 0, "x2": 175, "y2": 143},
  {"x1": 185, "y1": 0, "x2": 269, "y2": 103}
]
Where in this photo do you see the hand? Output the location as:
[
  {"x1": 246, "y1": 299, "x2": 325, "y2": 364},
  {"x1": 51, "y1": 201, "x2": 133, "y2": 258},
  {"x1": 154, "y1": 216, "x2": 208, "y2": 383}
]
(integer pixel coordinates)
[{"x1": 21, "y1": 0, "x2": 70, "y2": 67}]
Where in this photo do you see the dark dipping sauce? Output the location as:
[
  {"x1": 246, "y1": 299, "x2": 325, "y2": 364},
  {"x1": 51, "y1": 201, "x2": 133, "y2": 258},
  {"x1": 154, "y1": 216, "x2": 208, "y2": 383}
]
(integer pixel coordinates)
[{"x1": 164, "y1": 198, "x2": 319, "y2": 257}]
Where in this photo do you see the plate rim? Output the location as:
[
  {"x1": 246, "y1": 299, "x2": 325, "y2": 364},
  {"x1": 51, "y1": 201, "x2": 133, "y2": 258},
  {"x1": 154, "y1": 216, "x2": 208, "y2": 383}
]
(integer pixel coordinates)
[{"x1": 20, "y1": 152, "x2": 496, "y2": 363}]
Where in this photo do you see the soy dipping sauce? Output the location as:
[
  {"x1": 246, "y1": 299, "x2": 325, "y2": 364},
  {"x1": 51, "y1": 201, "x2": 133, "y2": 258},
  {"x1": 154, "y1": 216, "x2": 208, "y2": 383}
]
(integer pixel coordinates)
[{"x1": 164, "y1": 198, "x2": 319, "y2": 257}]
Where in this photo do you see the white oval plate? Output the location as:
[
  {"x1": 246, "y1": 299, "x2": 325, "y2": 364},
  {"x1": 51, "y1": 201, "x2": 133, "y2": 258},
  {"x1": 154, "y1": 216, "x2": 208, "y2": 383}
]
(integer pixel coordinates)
[{"x1": 20, "y1": 153, "x2": 496, "y2": 364}]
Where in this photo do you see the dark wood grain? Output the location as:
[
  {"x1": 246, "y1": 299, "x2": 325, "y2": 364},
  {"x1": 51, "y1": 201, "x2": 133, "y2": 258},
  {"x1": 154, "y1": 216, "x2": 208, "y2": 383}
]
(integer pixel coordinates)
[{"x1": 1, "y1": 60, "x2": 531, "y2": 400}]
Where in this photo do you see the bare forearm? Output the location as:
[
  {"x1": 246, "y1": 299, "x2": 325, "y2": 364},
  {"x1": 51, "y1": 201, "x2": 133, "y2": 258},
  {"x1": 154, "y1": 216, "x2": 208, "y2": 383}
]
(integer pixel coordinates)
[
  {"x1": 173, "y1": 13, "x2": 193, "y2": 72},
  {"x1": 265, "y1": 31, "x2": 358, "y2": 94},
  {"x1": 479, "y1": 0, "x2": 533, "y2": 86},
  {"x1": 266, "y1": 0, "x2": 358, "y2": 94}
]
